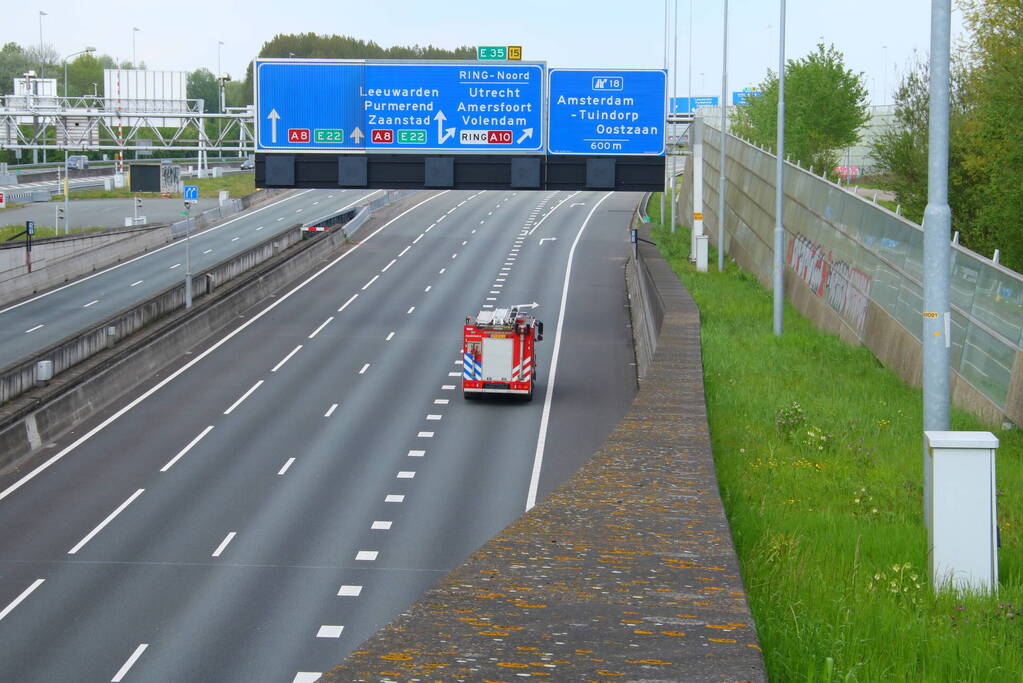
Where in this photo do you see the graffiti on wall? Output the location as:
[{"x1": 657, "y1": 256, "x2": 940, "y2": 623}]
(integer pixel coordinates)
[{"x1": 787, "y1": 234, "x2": 871, "y2": 333}]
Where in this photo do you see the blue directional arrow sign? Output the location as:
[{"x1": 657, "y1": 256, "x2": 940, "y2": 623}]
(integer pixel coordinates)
[
  {"x1": 255, "y1": 60, "x2": 545, "y2": 153},
  {"x1": 547, "y1": 69, "x2": 666, "y2": 156},
  {"x1": 183, "y1": 185, "x2": 198, "y2": 201}
]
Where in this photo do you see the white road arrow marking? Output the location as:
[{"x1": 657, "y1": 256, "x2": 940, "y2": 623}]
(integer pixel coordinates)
[
  {"x1": 435, "y1": 111, "x2": 456, "y2": 144},
  {"x1": 539, "y1": 237, "x2": 558, "y2": 245},
  {"x1": 512, "y1": 302, "x2": 540, "y2": 309},
  {"x1": 351, "y1": 126, "x2": 364, "y2": 144},
  {"x1": 516, "y1": 128, "x2": 534, "y2": 144},
  {"x1": 267, "y1": 108, "x2": 281, "y2": 143},
  {"x1": 571, "y1": 202, "x2": 586, "y2": 207}
]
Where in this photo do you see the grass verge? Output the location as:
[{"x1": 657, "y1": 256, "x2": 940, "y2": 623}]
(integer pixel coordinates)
[
  {"x1": 1, "y1": 224, "x2": 108, "y2": 241},
  {"x1": 56, "y1": 172, "x2": 256, "y2": 200},
  {"x1": 647, "y1": 193, "x2": 1022, "y2": 681}
]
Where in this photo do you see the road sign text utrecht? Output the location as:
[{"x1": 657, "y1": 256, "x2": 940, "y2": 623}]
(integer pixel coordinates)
[
  {"x1": 255, "y1": 60, "x2": 545, "y2": 153},
  {"x1": 547, "y1": 69, "x2": 666, "y2": 155}
]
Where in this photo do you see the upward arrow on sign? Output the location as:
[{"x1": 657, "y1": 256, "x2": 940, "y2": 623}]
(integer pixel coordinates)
[
  {"x1": 351, "y1": 127, "x2": 364, "y2": 144},
  {"x1": 435, "y1": 111, "x2": 455, "y2": 144},
  {"x1": 267, "y1": 108, "x2": 281, "y2": 143}
]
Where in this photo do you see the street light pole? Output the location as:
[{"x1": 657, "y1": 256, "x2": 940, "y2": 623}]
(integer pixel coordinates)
[
  {"x1": 773, "y1": 0, "x2": 787, "y2": 336},
  {"x1": 718, "y1": 0, "x2": 729, "y2": 271},
  {"x1": 670, "y1": 0, "x2": 678, "y2": 234},
  {"x1": 63, "y1": 47, "x2": 96, "y2": 98},
  {"x1": 38, "y1": 11, "x2": 47, "y2": 76},
  {"x1": 133, "y1": 27, "x2": 140, "y2": 67},
  {"x1": 661, "y1": 2, "x2": 668, "y2": 225}
]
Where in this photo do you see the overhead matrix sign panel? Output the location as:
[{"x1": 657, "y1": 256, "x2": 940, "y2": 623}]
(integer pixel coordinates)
[{"x1": 255, "y1": 60, "x2": 545, "y2": 153}]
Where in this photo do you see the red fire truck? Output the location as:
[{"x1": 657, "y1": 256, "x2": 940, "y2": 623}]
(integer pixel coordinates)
[{"x1": 463, "y1": 307, "x2": 544, "y2": 400}]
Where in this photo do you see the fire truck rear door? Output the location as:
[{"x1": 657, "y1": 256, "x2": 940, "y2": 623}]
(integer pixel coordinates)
[{"x1": 481, "y1": 337, "x2": 514, "y2": 380}]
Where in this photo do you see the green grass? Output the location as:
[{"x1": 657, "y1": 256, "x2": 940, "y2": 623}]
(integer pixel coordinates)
[
  {"x1": 647, "y1": 193, "x2": 1023, "y2": 681},
  {"x1": 1, "y1": 224, "x2": 109, "y2": 241},
  {"x1": 58, "y1": 172, "x2": 256, "y2": 200}
]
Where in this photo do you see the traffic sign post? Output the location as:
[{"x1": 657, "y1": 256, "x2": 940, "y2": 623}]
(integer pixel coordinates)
[
  {"x1": 255, "y1": 60, "x2": 545, "y2": 153},
  {"x1": 183, "y1": 185, "x2": 199, "y2": 201},
  {"x1": 547, "y1": 69, "x2": 667, "y2": 155}
]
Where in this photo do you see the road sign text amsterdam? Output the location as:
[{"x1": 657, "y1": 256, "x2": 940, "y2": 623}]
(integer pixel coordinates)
[
  {"x1": 255, "y1": 60, "x2": 545, "y2": 153},
  {"x1": 547, "y1": 69, "x2": 666, "y2": 156}
]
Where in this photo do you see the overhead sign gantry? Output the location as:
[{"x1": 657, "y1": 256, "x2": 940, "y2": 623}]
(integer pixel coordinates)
[{"x1": 254, "y1": 58, "x2": 667, "y2": 192}]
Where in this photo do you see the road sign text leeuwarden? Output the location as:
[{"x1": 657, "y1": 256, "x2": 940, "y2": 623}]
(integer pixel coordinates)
[
  {"x1": 547, "y1": 69, "x2": 666, "y2": 155},
  {"x1": 255, "y1": 60, "x2": 544, "y2": 153}
]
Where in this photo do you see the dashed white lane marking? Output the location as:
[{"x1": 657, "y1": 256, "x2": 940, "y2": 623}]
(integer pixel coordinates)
[
  {"x1": 426, "y1": 414, "x2": 442, "y2": 421},
  {"x1": 417, "y1": 431, "x2": 434, "y2": 438},
  {"x1": 439, "y1": 268, "x2": 446, "y2": 274},
  {"x1": 83, "y1": 300, "x2": 99, "y2": 307},
  {"x1": 271, "y1": 346, "x2": 303, "y2": 372},
  {"x1": 161, "y1": 425, "x2": 215, "y2": 472},
  {"x1": 256, "y1": 226, "x2": 264, "y2": 231},
  {"x1": 338, "y1": 293, "x2": 358, "y2": 312},
  {"x1": 408, "y1": 450, "x2": 425, "y2": 457},
  {"x1": 496, "y1": 277, "x2": 507, "y2": 282},
  {"x1": 0, "y1": 579, "x2": 44, "y2": 623},
  {"x1": 441, "y1": 384, "x2": 455, "y2": 390},
  {"x1": 231, "y1": 236, "x2": 240, "y2": 242},
  {"x1": 277, "y1": 457, "x2": 296, "y2": 475},
  {"x1": 170, "y1": 263, "x2": 181, "y2": 269},
  {"x1": 448, "y1": 372, "x2": 460, "y2": 377},
  {"x1": 479, "y1": 220, "x2": 485, "y2": 224},
  {"x1": 317, "y1": 625, "x2": 344, "y2": 638},
  {"x1": 224, "y1": 380, "x2": 264, "y2": 414},
  {"x1": 292, "y1": 674, "x2": 321, "y2": 683},
  {"x1": 355, "y1": 550, "x2": 378, "y2": 561},
  {"x1": 458, "y1": 200, "x2": 466, "y2": 206},
  {"x1": 385, "y1": 332, "x2": 395, "y2": 341},
  {"x1": 447, "y1": 207, "x2": 457, "y2": 214},
  {"x1": 68, "y1": 488, "x2": 145, "y2": 555},
  {"x1": 111, "y1": 643, "x2": 149, "y2": 682},
  {"x1": 494, "y1": 283, "x2": 504, "y2": 288},
  {"x1": 313, "y1": 201, "x2": 320, "y2": 205},
  {"x1": 338, "y1": 584, "x2": 363, "y2": 596},
  {"x1": 407, "y1": 306, "x2": 415, "y2": 314},
  {"x1": 359, "y1": 363, "x2": 370, "y2": 375},
  {"x1": 453, "y1": 360, "x2": 461, "y2": 366},
  {"x1": 500, "y1": 267, "x2": 511, "y2": 271},
  {"x1": 424, "y1": 285, "x2": 432, "y2": 292},
  {"x1": 486, "y1": 297, "x2": 497, "y2": 301},
  {"x1": 488, "y1": 211, "x2": 493, "y2": 216},
  {"x1": 489, "y1": 290, "x2": 499, "y2": 294},
  {"x1": 308, "y1": 317, "x2": 334, "y2": 339},
  {"x1": 434, "y1": 399, "x2": 449, "y2": 405},
  {"x1": 277, "y1": 217, "x2": 285, "y2": 221},
  {"x1": 296, "y1": 208, "x2": 303, "y2": 213},
  {"x1": 398, "y1": 245, "x2": 411, "y2": 257},
  {"x1": 362, "y1": 274, "x2": 379, "y2": 290},
  {"x1": 397, "y1": 471, "x2": 416, "y2": 479},
  {"x1": 482, "y1": 304, "x2": 494, "y2": 308},
  {"x1": 413, "y1": 234, "x2": 424, "y2": 244},
  {"x1": 202, "y1": 249, "x2": 213, "y2": 254},
  {"x1": 451, "y1": 253, "x2": 458, "y2": 259},
  {"x1": 324, "y1": 404, "x2": 338, "y2": 417},
  {"x1": 371, "y1": 520, "x2": 392, "y2": 530},
  {"x1": 381, "y1": 258, "x2": 396, "y2": 272},
  {"x1": 471, "y1": 229, "x2": 477, "y2": 234},
  {"x1": 130, "y1": 280, "x2": 144, "y2": 287},
  {"x1": 461, "y1": 240, "x2": 468, "y2": 246},
  {"x1": 211, "y1": 532, "x2": 237, "y2": 557},
  {"x1": 385, "y1": 494, "x2": 405, "y2": 503}
]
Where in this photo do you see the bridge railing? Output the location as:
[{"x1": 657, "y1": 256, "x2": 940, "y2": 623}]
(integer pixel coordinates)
[{"x1": 691, "y1": 117, "x2": 1022, "y2": 425}]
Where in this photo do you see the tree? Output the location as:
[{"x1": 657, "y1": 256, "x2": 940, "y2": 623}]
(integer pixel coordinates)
[
  {"x1": 0, "y1": 42, "x2": 33, "y2": 95},
  {"x1": 187, "y1": 68, "x2": 220, "y2": 113},
  {"x1": 732, "y1": 43, "x2": 870, "y2": 177},
  {"x1": 957, "y1": 0, "x2": 1023, "y2": 269},
  {"x1": 65, "y1": 52, "x2": 105, "y2": 97}
]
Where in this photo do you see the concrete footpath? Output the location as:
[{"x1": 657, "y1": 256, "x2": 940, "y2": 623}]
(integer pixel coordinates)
[{"x1": 321, "y1": 225, "x2": 767, "y2": 682}]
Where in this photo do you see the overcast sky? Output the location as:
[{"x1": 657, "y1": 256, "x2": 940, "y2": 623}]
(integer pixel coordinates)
[{"x1": 6, "y1": 0, "x2": 965, "y2": 106}]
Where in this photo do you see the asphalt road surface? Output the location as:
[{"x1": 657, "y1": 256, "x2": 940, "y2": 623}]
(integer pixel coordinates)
[
  {"x1": 0, "y1": 196, "x2": 220, "y2": 230},
  {"x1": 0, "y1": 188, "x2": 381, "y2": 369},
  {"x1": 0, "y1": 188, "x2": 639, "y2": 682}
]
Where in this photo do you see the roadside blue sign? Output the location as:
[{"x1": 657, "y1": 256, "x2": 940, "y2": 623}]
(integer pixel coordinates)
[
  {"x1": 255, "y1": 60, "x2": 545, "y2": 153},
  {"x1": 732, "y1": 89, "x2": 763, "y2": 106},
  {"x1": 547, "y1": 69, "x2": 666, "y2": 156},
  {"x1": 670, "y1": 96, "x2": 719, "y2": 114},
  {"x1": 183, "y1": 185, "x2": 199, "y2": 201}
]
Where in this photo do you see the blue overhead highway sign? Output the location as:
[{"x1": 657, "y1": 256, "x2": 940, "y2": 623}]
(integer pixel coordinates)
[
  {"x1": 670, "y1": 96, "x2": 720, "y2": 114},
  {"x1": 255, "y1": 60, "x2": 545, "y2": 153},
  {"x1": 547, "y1": 69, "x2": 666, "y2": 156}
]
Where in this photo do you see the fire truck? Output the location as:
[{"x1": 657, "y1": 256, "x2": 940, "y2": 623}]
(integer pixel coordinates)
[{"x1": 463, "y1": 307, "x2": 544, "y2": 400}]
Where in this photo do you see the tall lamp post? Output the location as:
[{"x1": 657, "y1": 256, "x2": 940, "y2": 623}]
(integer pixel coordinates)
[
  {"x1": 718, "y1": 0, "x2": 729, "y2": 271},
  {"x1": 64, "y1": 47, "x2": 96, "y2": 97},
  {"x1": 38, "y1": 11, "x2": 47, "y2": 76},
  {"x1": 773, "y1": 1, "x2": 786, "y2": 335},
  {"x1": 133, "y1": 27, "x2": 140, "y2": 67}
]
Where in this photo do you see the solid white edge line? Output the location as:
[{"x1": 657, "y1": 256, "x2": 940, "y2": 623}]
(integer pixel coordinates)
[
  {"x1": 525, "y1": 192, "x2": 612, "y2": 511},
  {"x1": 68, "y1": 488, "x2": 145, "y2": 555},
  {"x1": 277, "y1": 457, "x2": 296, "y2": 475},
  {"x1": 111, "y1": 643, "x2": 149, "y2": 682},
  {"x1": 0, "y1": 190, "x2": 317, "y2": 316},
  {"x1": 211, "y1": 531, "x2": 237, "y2": 557},
  {"x1": 0, "y1": 192, "x2": 448, "y2": 505},
  {"x1": 271, "y1": 345, "x2": 303, "y2": 372},
  {"x1": 0, "y1": 578, "x2": 44, "y2": 622},
  {"x1": 308, "y1": 316, "x2": 334, "y2": 339},
  {"x1": 160, "y1": 425, "x2": 215, "y2": 472},
  {"x1": 223, "y1": 380, "x2": 264, "y2": 414}
]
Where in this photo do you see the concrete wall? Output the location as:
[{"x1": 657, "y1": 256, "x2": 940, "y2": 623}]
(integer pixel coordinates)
[{"x1": 683, "y1": 120, "x2": 1023, "y2": 427}]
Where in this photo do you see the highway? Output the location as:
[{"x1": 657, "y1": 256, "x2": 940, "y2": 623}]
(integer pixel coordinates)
[
  {"x1": 0, "y1": 188, "x2": 379, "y2": 369},
  {"x1": 0, "y1": 188, "x2": 639, "y2": 681},
  {"x1": 1, "y1": 195, "x2": 220, "y2": 229}
]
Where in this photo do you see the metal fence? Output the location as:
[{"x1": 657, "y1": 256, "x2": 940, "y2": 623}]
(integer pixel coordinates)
[{"x1": 696, "y1": 118, "x2": 1022, "y2": 417}]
